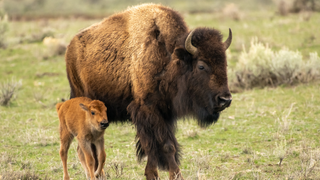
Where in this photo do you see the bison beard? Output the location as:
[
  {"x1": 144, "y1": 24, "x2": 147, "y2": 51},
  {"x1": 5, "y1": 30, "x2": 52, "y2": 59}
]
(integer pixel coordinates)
[
  {"x1": 173, "y1": 73, "x2": 221, "y2": 127},
  {"x1": 65, "y1": 3, "x2": 232, "y2": 180}
]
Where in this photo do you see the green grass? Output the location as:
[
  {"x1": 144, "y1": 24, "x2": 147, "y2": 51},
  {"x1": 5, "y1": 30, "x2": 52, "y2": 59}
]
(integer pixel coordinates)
[{"x1": 1, "y1": 8, "x2": 320, "y2": 179}]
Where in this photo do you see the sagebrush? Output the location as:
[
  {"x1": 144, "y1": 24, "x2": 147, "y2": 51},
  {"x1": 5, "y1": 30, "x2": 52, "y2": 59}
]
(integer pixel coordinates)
[
  {"x1": 229, "y1": 38, "x2": 320, "y2": 89},
  {"x1": 0, "y1": 79, "x2": 21, "y2": 106}
]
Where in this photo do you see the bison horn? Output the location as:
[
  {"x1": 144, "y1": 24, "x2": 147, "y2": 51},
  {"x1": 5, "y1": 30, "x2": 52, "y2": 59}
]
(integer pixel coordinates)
[
  {"x1": 185, "y1": 30, "x2": 197, "y2": 55},
  {"x1": 224, "y1": 28, "x2": 232, "y2": 50}
]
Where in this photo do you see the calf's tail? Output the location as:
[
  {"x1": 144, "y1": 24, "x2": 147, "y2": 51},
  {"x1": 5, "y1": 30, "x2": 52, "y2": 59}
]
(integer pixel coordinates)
[{"x1": 56, "y1": 102, "x2": 64, "y2": 112}]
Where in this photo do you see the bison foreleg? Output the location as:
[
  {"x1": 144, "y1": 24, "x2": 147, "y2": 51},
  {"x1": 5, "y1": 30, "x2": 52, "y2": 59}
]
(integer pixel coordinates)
[
  {"x1": 136, "y1": 132, "x2": 160, "y2": 180},
  {"x1": 145, "y1": 156, "x2": 159, "y2": 180},
  {"x1": 129, "y1": 102, "x2": 183, "y2": 180},
  {"x1": 163, "y1": 140, "x2": 183, "y2": 180}
]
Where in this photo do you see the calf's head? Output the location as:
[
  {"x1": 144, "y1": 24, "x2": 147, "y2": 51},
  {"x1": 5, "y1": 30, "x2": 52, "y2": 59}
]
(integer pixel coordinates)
[
  {"x1": 172, "y1": 28, "x2": 232, "y2": 126},
  {"x1": 79, "y1": 100, "x2": 109, "y2": 130}
]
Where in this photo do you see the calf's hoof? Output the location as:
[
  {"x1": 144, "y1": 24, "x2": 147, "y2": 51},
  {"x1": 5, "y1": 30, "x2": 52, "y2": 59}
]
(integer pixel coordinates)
[
  {"x1": 63, "y1": 175, "x2": 70, "y2": 180},
  {"x1": 94, "y1": 169, "x2": 105, "y2": 180}
]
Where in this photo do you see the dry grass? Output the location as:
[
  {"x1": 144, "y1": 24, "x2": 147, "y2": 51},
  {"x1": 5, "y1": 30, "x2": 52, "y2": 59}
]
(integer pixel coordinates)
[
  {"x1": 273, "y1": 0, "x2": 320, "y2": 16},
  {"x1": 183, "y1": 129, "x2": 199, "y2": 138},
  {"x1": 0, "y1": 13, "x2": 8, "y2": 48},
  {"x1": 21, "y1": 128, "x2": 57, "y2": 146},
  {"x1": 273, "y1": 0, "x2": 293, "y2": 15},
  {"x1": 0, "y1": 171, "x2": 48, "y2": 180},
  {"x1": 22, "y1": 27, "x2": 55, "y2": 44},
  {"x1": 291, "y1": 0, "x2": 320, "y2": 12},
  {"x1": 42, "y1": 37, "x2": 67, "y2": 57},
  {"x1": 274, "y1": 139, "x2": 287, "y2": 166},
  {"x1": 106, "y1": 160, "x2": 126, "y2": 178},
  {"x1": 0, "y1": 78, "x2": 22, "y2": 106},
  {"x1": 222, "y1": 3, "x2": 242, "y2": 21},
  {"x1": 0, "y1": 152, "x2": 48, "y2": 180},
  {"x1": 276, "y1": 103, "x2": 295, "y2": 133},
  {"x1": 285, "y1": 141, "x2": 320, "y2": 179},
  {"x1": 242, "y1": 142, "x2": 253, "y2": 155}
]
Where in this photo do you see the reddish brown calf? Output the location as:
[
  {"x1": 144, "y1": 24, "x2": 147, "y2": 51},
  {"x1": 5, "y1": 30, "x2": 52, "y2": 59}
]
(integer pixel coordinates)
[{"x1": 56, "y1": 97, "x2": 109, "y2": 180}]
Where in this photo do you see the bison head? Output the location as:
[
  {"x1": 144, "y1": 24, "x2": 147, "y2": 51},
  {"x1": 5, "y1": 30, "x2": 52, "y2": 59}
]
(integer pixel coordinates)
[
  {"x1": 172, "y1": 28, "x2": 232, "y2": 127},
  {"x1": 79, "y1": 100, "x2": 109, "y2": 130}
]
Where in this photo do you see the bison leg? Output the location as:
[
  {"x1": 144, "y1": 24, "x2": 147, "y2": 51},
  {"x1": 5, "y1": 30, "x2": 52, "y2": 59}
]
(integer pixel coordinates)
[
  {"x1": 129, "y1": 102, "x2": 183, "y2": 179},
  {"x1": 139, "y1": 131, "x2": 183, "y2": 180},
  {"x1": 59, "y1": 132, "x2": 74, "y2": 180},
  {"x1": 145, "y1": 156, "x2": 159, "y2": 180},
  {"x1": 94, "y1": 138, "x2": 106, "y2": 179},
  {"x1": 59, "y1": 116, "x2": 75, "y2": 180},
  {"x1": 77, "y1": 145, "x2": 89, "y2": 179},
  {"x1": 163, "y1": 140, "x2": 183, "y2": 180},
  {"x1": 78, "y1": 140, "x2": 96, "y2": 180},
  {"x1": 137, "y1": 134, "x2": 159, "y2": 179}
]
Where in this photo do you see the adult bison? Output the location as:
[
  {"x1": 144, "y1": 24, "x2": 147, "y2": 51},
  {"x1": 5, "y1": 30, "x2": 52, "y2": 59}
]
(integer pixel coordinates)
[{"x1": 65, "y1": 3, "x2": 232, "y2": 180}]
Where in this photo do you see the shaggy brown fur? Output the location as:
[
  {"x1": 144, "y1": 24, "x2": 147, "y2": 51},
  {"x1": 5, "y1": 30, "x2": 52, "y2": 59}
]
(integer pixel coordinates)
[
  {"x1": 56, "y1": 97, "x2": 109, "y2": 180},
  {"x1": 65, "y1": 3, "x2": 232, "y2": 180}
]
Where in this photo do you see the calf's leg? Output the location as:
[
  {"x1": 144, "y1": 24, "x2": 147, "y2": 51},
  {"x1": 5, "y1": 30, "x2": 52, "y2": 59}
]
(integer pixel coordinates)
[
  {"x1": 77, "y1": 145, "x2": 89, "y2": 179},
  {"x1": 94, "y1": 138, "x2": 106, "y2": 178},
  {"x1": 78, "y1": 140, "x2": 96, "y2": 180},
  {"x1": 59, "y1": 131, "x2": 74, "y2": 180}
]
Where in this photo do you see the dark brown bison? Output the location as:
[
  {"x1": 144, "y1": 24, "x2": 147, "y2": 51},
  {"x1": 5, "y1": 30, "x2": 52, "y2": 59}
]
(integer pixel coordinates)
[{"x1": 65, "y1": 3, "x2": 232, "y2": 180}]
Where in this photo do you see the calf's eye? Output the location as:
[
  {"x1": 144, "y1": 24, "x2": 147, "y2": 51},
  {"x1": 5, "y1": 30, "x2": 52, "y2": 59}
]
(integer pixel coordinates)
[
  {"x1": 198, "y1": 66, "x2": 205, "y2": 70},
  {"x1": 91, "y1": 112, "x2": 95, "y2": 115}
]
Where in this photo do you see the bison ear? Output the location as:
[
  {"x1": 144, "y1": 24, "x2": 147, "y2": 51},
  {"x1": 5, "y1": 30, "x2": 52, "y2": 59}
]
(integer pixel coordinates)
[
  {"x1": 79, "y1": 103, "x2": 89, "y2": 112},
  {"x1": 174, "y1": 47, "x2": 192, "y2": 65}
]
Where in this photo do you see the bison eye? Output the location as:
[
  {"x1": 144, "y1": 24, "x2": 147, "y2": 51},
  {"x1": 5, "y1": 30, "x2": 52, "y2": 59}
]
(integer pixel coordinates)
[
  {"x1": 91, "y1": 111, "x2": 95, "y2": 115},
  {"x1": 198, "y1": 65, "x2": 205, "y2": 70}
]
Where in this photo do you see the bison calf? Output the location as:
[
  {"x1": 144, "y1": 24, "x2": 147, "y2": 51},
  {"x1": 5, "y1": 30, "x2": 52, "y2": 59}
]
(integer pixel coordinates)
[{"x1": 56, "y1": 97, "x2": 109, "y2": 180}]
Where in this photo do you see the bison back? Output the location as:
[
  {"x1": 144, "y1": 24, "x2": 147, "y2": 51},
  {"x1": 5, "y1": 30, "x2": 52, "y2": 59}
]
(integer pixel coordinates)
[{"x1": 65, "y1": 3, "x2": 188, "y2": 122}]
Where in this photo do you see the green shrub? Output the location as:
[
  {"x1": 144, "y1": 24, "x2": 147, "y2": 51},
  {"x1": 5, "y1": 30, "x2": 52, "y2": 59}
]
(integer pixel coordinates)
[
  {"x1": 297, "y1": 52, "x2": 320, "y2": 82},
  {"x1": 230, "y1": 38, "x2": 320, "y2": 89}
]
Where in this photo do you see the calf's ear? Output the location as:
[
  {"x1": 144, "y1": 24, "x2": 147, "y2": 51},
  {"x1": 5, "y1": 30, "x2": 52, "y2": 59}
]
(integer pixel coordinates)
[{"x1": 79, "y1": 103, "x2": 89, "y2": 112}]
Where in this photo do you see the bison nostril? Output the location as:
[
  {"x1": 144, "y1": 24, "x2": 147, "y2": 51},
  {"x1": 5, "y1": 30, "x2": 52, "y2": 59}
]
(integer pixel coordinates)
[
  {"x1": 100, "y1": 122, "x2": 109, "y2": 128},
  {"x1": 218, "y1": 96, "x2": 232, "y2": 107}
]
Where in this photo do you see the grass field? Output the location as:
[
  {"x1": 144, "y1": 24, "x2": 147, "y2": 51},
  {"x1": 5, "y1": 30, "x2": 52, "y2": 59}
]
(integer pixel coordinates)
[{"x1": 1, "y1": 3, "x2": 320, "y2": 180}]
